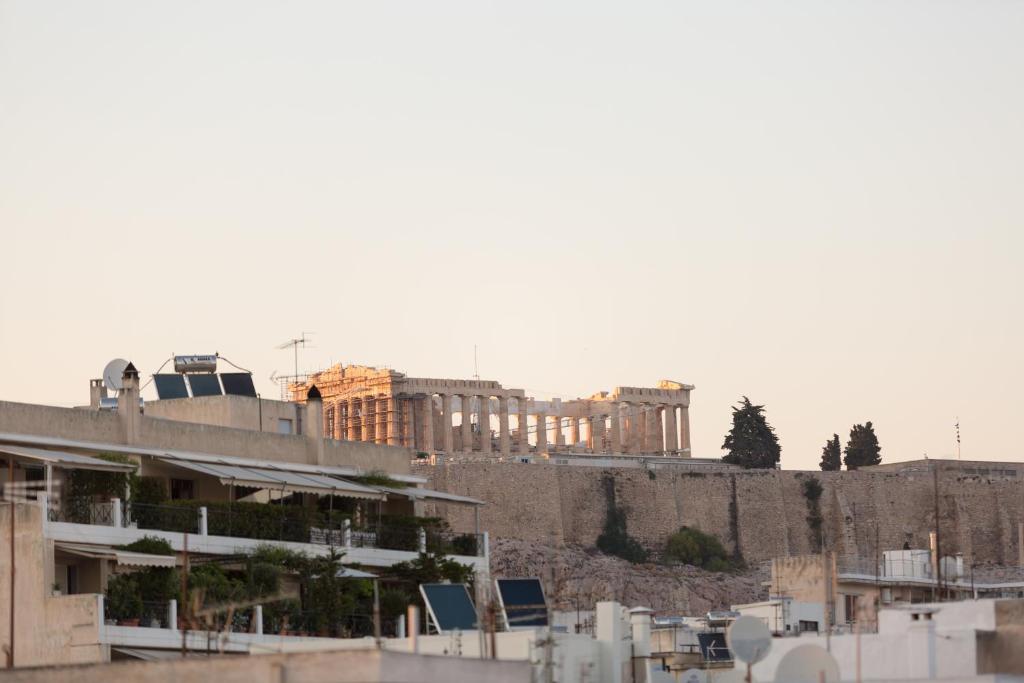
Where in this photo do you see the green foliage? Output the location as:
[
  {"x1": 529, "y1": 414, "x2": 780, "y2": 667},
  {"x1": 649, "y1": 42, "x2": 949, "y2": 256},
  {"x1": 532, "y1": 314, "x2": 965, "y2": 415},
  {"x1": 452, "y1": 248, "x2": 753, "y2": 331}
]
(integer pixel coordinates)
[
  {"x1": 844, "y1": 422, "x2": 882, "y2": 470},
  {"x1": 382, "y1": 552, "x2": 476, "y2": 620},
  {"x1": 105, "y1": 574, "x2": 143, "y2": 620},
  {"x1": 721, "y1": 397, "x2": 781, "y2": 469},
  {"x1": 664, "y1": 526, "x2": 731, "y2": 570},
  {"x1": 130, "y1": 476, "x2": 168, "y2": 505},
  {"x1": 595, "y1": 474, "x2": 648, "y2": 563},
  {"x1": 118, "y1": 536, "x2": 175, "y2": 556},
  {"x1": 65, "y1": 454, "x2": 137, "y2": 522},
  {"x1": 819, "y1": 434, "x2": 842, "y2": 471},
  {"x1": 352, "y1": 470, "x2": 408, "y2": 488},
  {"x1": 801, "y1": 477, "x2": 825, "y2": 551}
]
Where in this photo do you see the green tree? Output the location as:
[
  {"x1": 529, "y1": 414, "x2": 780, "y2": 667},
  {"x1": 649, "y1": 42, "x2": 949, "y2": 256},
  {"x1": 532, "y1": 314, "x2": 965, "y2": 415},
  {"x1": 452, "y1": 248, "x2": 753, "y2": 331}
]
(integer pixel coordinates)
[
  {"x1": 819, "y1": 434, "x2": 842, "y2": 471},
  {"x1": 844, "y1": 422, "x2": 882, "y2": 470},
  {"x1": 721, "y1": 397, "x2": 781, "y2": 469},
  {"x1": 663, "y1": 527, "x2": 731, "y2": 571}
]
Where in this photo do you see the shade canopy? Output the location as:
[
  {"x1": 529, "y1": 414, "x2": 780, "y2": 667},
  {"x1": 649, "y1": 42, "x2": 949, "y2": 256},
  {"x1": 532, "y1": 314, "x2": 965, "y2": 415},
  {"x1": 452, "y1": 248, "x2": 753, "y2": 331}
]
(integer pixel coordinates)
[
  {"x1": 0, "y1": 444, "x2": 136, "y2": 472},
  {"x1": 156, "y1": 457, "x2": 386, "y2": 501},
  {"x1": 55, "y1": 542, "x2": 177, "y2": 568},
  {"x1": 376, "y1": 486, "x2": 484, "y2": 507}
]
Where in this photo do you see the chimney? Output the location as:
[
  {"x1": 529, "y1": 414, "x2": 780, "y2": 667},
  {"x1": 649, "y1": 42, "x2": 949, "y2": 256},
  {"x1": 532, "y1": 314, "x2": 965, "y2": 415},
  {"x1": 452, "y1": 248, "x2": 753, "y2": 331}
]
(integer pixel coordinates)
[
  {"x1": 305, "y1": 385, "x2": 324, "y2": 465},
  {"x1": 630, "y1": 607, "x2": 654, "y2": 683},
  {"x1": 89, "y1": 379, "x2": 107, "y2": 409},
  {"x1": 118, "y1": 362, "x2": 141, "y2": 444}
]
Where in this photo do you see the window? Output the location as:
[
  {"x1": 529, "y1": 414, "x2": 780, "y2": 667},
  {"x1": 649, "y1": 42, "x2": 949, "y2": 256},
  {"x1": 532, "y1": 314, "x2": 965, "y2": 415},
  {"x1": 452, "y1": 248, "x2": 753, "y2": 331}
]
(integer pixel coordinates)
[
  {"x1": 844, "y1": 595, "x2": 858, "y2": 623},
  {"x1": 278, "y1": 418, "x2": 293, "y2": 434},
  {"x1": 326, "y1": 407, "x2": 335, "y2": 437},
  {"x1": 67, "y1": 565, "x2": 79, "y2": 594},
  {"x1": 170, "y1": 478, "x2": 195, "y2": 500},
  {"x1": 24, "y1": 466, "x2": 44, "y2": 500},
  {"x1": 798, "y1": 620, "x2": 819, "y2": 633}
]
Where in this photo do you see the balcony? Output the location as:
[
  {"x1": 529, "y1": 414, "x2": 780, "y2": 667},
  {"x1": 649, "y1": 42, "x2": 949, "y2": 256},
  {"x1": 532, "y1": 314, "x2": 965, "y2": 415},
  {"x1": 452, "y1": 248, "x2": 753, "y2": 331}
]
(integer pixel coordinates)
[{"x1": 44, "y1": 495, "x2": 488, "y2": 571}]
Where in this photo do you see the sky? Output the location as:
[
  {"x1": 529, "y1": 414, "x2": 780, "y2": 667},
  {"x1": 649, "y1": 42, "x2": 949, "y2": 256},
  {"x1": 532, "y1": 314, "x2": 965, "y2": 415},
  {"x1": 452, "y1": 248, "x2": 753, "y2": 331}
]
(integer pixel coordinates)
[{"x1": 1, "y1": 1, "x2": 1022, "y2": 470}]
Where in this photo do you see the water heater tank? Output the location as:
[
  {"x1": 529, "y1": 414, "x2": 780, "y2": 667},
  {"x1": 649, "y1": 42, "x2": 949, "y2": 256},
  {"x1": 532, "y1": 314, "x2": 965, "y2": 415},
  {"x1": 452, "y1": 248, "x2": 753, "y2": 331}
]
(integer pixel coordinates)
[{"x1": 173, "y1": 354, "x2": 217, "y2": 373}]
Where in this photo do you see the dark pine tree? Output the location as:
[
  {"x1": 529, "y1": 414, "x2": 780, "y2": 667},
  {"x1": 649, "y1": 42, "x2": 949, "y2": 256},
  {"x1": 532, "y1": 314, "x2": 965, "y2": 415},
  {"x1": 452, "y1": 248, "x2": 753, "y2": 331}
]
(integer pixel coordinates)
[
  {"x1": 819, "y1": 434, "x2": 842, "y2": 471},
  {"x1": 721, "y1": 396, "x2": 781, "y2": 469},
  {"x1": 844, "y1": 422, "x2": 882, "y2": 470}
]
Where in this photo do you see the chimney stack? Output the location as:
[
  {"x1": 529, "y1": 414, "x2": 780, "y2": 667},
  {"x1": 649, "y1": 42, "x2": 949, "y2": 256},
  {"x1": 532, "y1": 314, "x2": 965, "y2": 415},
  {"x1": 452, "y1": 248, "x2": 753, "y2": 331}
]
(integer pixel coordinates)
[{"x1": 118, "y1": 362, "x2": 141, "y2": 444}]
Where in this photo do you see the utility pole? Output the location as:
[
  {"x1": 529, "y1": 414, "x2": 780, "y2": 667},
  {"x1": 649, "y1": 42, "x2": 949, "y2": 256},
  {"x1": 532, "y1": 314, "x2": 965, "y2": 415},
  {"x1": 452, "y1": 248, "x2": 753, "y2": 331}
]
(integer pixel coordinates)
[
  {"x1": 6, "y1": 454, "x2": 14, "y2": 669},
  {"x1": 933, "y1": 465, "x2": 943, "y2": 602}
]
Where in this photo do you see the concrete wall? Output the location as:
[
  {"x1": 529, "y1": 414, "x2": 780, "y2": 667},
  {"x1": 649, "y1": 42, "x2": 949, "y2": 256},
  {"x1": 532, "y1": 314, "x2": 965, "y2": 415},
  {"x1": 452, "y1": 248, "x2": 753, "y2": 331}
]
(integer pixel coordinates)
[
  {"x1": 0, "y1": 399, "x2": 411, "y2": 475},
  {"x1": 0, "y1": 648, "x2": 531, "y2": 683},
  {"x1": 0, "y1": 503, "x2": 104, "y2": 668},
  {"x1": 426, "y1": 464, "x2": 1024, "y2": 565},
  {"x1": 145, "y1": 395, "x2": 300, "y2": 435}
]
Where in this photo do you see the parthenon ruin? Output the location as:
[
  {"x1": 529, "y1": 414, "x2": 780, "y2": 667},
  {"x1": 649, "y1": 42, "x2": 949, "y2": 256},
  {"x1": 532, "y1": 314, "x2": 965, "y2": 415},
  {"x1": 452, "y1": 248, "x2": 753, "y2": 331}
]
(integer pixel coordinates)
[{"x1": 289, "y1": 365, "x2": 693, "y2": 458}]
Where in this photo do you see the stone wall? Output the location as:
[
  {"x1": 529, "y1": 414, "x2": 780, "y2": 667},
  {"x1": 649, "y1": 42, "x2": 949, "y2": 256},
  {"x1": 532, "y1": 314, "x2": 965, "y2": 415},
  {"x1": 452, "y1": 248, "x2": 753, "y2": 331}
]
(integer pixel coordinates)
[{"x1": 426, "y1": 463, "x2": 1024, "y2": 564}]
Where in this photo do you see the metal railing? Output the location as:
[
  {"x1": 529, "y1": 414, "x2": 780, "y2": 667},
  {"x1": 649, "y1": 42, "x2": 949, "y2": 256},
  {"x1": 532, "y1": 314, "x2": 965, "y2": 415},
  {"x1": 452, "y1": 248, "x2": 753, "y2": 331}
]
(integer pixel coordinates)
[
  {"x1": 124, "y1": 502, "x2": 199, "y2": 534},
  {"x1": 48, "y1": 497, "x2": 117, "y2": 526}
]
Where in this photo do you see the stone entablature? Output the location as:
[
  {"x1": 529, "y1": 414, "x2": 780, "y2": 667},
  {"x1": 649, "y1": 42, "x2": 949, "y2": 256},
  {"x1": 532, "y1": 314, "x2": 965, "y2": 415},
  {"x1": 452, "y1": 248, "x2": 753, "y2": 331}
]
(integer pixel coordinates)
[{"x1": 290, "y1": 364, "x2": 694, "y2": 459}]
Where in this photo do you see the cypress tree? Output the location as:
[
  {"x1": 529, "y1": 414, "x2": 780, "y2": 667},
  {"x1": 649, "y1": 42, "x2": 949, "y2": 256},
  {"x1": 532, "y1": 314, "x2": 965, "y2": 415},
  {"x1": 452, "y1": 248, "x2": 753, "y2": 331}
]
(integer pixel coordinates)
[
  {"x1": 721, "y1": 396, "x2": 781, "y2": 469},
  {"x1": 819, "y1": 434, "x2": 842, "y2": 471},
  {"x1": 844, "y1": 422, "x2": 882, "y2": 470}
]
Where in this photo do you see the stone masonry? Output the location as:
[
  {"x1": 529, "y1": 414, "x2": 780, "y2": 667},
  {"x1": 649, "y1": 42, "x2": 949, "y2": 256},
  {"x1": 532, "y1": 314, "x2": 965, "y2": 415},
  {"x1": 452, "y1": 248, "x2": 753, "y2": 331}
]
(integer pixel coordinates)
[{"x1": 424, "y1": 462, "x2": 1024, "y2": 566}]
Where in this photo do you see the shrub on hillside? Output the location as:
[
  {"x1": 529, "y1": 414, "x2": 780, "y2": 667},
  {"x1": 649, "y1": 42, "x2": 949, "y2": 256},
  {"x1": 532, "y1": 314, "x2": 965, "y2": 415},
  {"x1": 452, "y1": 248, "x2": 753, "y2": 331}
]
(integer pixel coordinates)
[{"x1": 664, "y1": 526, "x2": 730, "y2": 571}]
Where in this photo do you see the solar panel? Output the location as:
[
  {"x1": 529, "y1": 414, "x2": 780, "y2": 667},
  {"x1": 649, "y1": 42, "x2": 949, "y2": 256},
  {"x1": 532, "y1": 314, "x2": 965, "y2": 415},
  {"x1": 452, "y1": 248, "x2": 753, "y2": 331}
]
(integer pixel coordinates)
[
  {"x1": 420, "y1": 584, "x2": 477, "y2": 633},
  {"x1": 220, "y1": 372, "x2": 257, "y2": 397},
  {"x1": 153, "y1": 374, "x2": 189, "y2": 400},
  {"x1": 187, "y1": 374, "x2": 222, "y2": 397},
  {"x1": 495, "y1": 578, "x2": 548, "y2": 628}
]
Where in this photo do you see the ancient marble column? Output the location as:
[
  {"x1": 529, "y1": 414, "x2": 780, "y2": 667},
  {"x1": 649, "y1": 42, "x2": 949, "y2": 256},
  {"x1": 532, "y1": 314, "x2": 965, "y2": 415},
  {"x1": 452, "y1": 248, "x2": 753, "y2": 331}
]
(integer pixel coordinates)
[
  {"x1": 570, "y1": 417, "x2": 580, "y2": 447},
  {"x1": 516, "y1": 399, "x2": 529, "y2": 453},
  {"x1": 593, "y1": 414, "x2": 606, "y2": 453},
  {"x1": 646, "y1": 404, "x2": 662, "y2": 453},
  {"x1": 385, "y1": 397, "x2": 400, "y2": 446},
  {"x1": 536, "y1": 410, "x2": 548, "y2": 453},
  {"x1": 376, "y1": 397, "x2": 388, "y2": 444},
  {"x1": 347, "y1": 399, "x2": 359, "y2": 441},
  {"x1": 552, "y1": 414, "x2": 565, "y2": 446},
  {"x1": 460, "y1": 395, "x2": 473, "y2": 452},
  {"x1": 441, "y1": 394, "x2": 454, "y2": 453},
  {"x1": 420, "y1": 395, "x2": 435, "y2": 453},
  {"x1": 636, "y1": 405, "x2": 648, "y2": 453},
  {"x1": 586, "y1": 415, "x2": 597, "y2": 450},
  {"x1": 363, "y1": 398, "x2": 376, "y2": 442},
  {"x1": 680, "y1": 405, "x2": 691, "y2": 455},
  {"x1": 609, "y1": 403, "x2": 622, "y2": 453},
  {"x1": 498, "y1": 395, "x2": 511, "y2": 457},
  {"x1": 479, "y1": 395, "x2": 492, "y2": 454},
  {"x1": 664, "y1": 404, "x2": 678, "y2": 452}
]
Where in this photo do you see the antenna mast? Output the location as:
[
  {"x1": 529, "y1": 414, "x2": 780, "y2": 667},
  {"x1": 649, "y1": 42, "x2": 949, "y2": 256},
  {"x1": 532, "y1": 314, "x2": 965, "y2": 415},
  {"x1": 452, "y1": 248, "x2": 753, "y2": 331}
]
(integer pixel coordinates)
[
  {"x1": 276, "y1": 333, "x2": 313, "y2": 386},
  {"x1": 473, "y1": 344, "x2": 479, "y2": 380},
  {"x1": 955, "y1": 418, "x2": 961, "y2": 460}
]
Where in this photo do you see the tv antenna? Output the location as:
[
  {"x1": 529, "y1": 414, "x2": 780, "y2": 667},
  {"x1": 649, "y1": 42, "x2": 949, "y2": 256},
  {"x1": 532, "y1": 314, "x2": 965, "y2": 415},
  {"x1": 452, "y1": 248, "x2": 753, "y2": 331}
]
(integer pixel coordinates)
[
  {"x1": 276, "y1": 333, "x2": 313, "y2": 380},
  {"x1": 473, "y1": 344, "x2": 479, "y2": 380},
  {"x1": 955, "y1": 417, "x2": 961, "y2": 460}
]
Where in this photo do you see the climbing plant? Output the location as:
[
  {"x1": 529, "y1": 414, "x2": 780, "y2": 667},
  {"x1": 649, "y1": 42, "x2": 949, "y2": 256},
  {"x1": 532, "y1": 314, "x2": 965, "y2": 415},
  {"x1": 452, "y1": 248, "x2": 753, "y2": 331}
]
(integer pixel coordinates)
[{"x1": 595, "y1": 473, "x2": 648, "y2": 563}]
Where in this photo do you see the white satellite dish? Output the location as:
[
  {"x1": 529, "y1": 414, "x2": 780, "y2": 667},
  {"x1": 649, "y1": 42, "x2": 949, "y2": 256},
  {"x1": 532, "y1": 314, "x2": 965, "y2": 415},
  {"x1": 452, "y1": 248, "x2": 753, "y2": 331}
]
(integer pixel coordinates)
[
  {"x1": 680, "y1": 669, "x2": 708, "y2": 683},
  {"x1": 727, "y1": 615, "x2": 772, "y2": 665},
  {"x1": 102, "y1": 358, "x2": 130, "y2": 391},
  {"x1": 774, "y1": 644, "x2": 840, "y2": 683}
]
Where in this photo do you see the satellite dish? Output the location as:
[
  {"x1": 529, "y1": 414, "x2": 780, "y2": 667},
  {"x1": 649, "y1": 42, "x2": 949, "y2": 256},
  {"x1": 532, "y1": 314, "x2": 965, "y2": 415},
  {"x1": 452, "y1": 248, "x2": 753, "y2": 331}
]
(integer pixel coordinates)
[
  {"x1": 680, "y1": 669, "x2": 708, "y2": 683},
  {"x1": 727, "y1": 615, "x2": 772, "y2": 665},
  {"x1": 102, "y1": 358, "x2": 130, "y2": 391},
  {"x1": 774, "y1": 644, "x2": 840, "y2": 683}
]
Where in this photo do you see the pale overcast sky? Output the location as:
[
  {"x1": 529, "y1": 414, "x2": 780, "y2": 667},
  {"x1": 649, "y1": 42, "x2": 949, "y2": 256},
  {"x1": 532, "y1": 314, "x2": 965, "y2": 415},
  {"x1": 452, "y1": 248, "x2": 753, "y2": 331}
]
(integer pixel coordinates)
[{"x1": 1, "y1": 1, "x2": 1021, "y2": 469}]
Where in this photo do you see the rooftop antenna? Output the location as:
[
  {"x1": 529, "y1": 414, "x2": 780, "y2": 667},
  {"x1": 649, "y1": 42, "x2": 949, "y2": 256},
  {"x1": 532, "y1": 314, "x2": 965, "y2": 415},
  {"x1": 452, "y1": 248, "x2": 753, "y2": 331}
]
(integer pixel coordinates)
[
  {"x1": 276, "y1": 333, "x2": 313, "y2": 381},
  {"x1": 473, "y1": 344, "x2": 479, "y2": 380},
  {"x1": 955, "y1": 417, "x2": 961, "y2": 460}
]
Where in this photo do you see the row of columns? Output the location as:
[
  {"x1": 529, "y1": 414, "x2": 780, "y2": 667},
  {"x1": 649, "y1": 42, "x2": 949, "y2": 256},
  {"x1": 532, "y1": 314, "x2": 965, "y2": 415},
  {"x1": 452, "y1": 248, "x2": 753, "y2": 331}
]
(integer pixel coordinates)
[{"x1": 324, "y1": 395, "x2": 690, "y2": 456}]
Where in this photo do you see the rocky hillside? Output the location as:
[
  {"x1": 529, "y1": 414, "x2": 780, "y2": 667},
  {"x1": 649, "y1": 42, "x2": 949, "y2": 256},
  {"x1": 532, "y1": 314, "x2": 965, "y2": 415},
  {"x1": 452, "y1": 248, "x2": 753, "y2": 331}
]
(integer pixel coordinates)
[{"x1": 488, "y1": 537, "x2": 768, "y2": 615}]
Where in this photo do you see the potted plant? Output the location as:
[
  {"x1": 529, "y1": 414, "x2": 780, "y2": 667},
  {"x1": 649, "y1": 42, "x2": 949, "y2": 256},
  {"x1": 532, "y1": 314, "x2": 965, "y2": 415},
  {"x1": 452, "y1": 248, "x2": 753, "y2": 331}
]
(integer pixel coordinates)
[
  {"x1": 51, "y1": 582, "x2": 62, "y2": 597},
  {"x1": 106, "y1": 575, "x2": 143, "y2": 626}
]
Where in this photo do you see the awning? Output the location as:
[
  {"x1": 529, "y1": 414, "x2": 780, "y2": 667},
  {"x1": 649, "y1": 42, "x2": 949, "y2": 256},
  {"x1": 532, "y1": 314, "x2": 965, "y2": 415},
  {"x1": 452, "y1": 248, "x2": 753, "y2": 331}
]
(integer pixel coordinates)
[
  {"x1": 157, "y1": 458, "x2": 386, "y2": 501},
  {"x1": 55, "y1": 542, "x2": 177, "y2": 568},
  {"x1": 377, "y1": 486, "x2": 484, "y2": 507},
  {"x1": 0, "y1": 445, "x2": 136, "y2": 472},
  {"x1": 337, "y1": 567, "x2": 378, "y2": 579}
]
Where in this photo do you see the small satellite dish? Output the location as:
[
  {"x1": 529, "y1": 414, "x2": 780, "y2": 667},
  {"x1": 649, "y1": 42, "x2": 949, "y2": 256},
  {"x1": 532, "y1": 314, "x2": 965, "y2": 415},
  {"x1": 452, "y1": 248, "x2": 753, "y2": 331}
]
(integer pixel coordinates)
[
  {"x1": 102, "y1": 358, "x2": 130, "y2": 391},
  {"x1": 680, "y1": 669, "x2": 708, "y2": 683},
  {"x1": 774, "y1": 644, "x2": 840, "y2": 683},
  {"x1": 727, "y1": 615, "x2": 772, "y2": 665}
]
